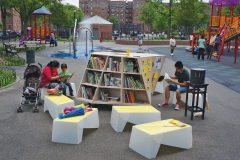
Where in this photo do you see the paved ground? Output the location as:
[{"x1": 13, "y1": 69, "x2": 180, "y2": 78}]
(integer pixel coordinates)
[{"x1": 0, "y1": 41, "x2": 240, "y2": 160}]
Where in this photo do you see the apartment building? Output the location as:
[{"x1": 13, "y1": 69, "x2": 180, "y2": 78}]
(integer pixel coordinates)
[
  {"x1": 0, "y1": 8, "x2": 21, "y2": 31},
  {"x1": 79, "y1": 0, "x2": 151, "y2": 32}
]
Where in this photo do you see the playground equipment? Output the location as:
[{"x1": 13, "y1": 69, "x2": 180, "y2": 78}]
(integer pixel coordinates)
[
  {"x1": 30, "y1": 6, "x2": 52, "y2": 44},
  {"x1": 207, "y1": 0, "x2": 240, "y2": 63},
  {"x1": 72, "y1": 19, "x2": 94, "y2": 59}
]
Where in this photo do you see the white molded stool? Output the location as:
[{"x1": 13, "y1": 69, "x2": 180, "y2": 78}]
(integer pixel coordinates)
[
  {"x1": 172, "y1": 92, "x2": 208, "y2": 108},
  {"x1": 41, "y1": 88, "x2": 48, "y2": 100},
  {"x1": 110, "y1": 106, "x2": 161, "y2": 132},
  {"x1": 66, "y1": 83, "x2": 77, "y2": 97},
  {"x1": 154, "y1": 81, "x2": 164, "y2": 93},
  {"x1": 52, "y1": 108, "x2": 99, "y2": 144},
  {"x1": 44, "y1": 94, "x2": 75, "y2": 119},
  {"x1": 129, "y1": 119, "x2": 192, "y2": 159}
]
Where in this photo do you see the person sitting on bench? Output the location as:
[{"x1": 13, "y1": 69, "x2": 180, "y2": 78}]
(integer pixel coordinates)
[{"x1": 158, "y1": 61, "x2": 190, "y2": 110}]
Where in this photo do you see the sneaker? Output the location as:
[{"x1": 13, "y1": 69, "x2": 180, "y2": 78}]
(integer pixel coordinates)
[
  {"x1": 69, "y1": 93, "x2": 74, "y2": 96},
  {"x1": 171, "y1": 53, "x2": 174, "y2": 56},
  {"x1": 158, "y1": 102, "x2": 168, "y2": 107},
  {"x1": 175, "y1": 104, "x2": 180, "y2": 110}
]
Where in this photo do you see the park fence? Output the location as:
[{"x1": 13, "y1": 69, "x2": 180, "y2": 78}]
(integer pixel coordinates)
[{"x1": 0, "y1": 66, "x2": 16, "y2": 88}]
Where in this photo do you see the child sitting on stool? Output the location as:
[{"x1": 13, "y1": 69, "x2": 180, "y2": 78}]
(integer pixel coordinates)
[{"x1": 59, "y1": 63, "x2": 74, "y2": 96}]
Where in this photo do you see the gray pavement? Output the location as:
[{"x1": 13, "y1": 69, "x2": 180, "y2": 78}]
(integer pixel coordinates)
[{"x1": 0, "y1": 41, "x2": 240, "y2": 160}]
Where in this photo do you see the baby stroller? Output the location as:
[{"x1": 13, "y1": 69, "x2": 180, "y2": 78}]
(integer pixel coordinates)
[{"x1": 17, "y1": 63, "x2": 42, "y2": 113}]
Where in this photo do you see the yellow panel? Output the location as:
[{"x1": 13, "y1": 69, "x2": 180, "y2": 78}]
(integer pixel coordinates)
[
  {"x1": 113, "y1": 105, "x2": 159, "y2": 113},
  {"x1": 54, "y1": 108, "x2": 97, "y2": 122},
  {"x1": 45, "y1": 95, "x2": 73, "y2": 105},
  {"x1": 212, "y1": 16, "x2": 219, "y2": 26},
  {"x1": 134, "y1": 119, "x2": 191, "y2": 135},
  {"x1": 220, "y1": 17, "x2": 225, "y2": 27}
]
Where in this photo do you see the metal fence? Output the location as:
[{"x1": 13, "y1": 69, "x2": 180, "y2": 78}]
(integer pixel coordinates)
[
  {"x1": 0, "y1": 54, "x2": 25, "y2": 66},
  {"x1": 0, "y1": 66, "x2": 16, "y2": 88}
]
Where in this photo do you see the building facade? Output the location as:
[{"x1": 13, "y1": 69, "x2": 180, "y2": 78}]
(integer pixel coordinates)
[
  {"x1": 0, "y1": 8, "x2": 21, "y2": 31},
  {"x1": 79, "y1": 0, "x2": 148, "y2": 32}
]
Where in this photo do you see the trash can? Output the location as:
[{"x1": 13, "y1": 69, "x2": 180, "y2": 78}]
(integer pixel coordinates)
[
  {"x1": 26, "y1": 50, "x2": 35, "y2": 64},
  {"x1": 190, "y1": 68, "x2": 206, "y2": 84}
]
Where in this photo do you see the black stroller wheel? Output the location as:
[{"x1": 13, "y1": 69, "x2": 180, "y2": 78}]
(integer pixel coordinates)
[{"x1": 17, "y1": 106, "x2": 23, "y2": 113}]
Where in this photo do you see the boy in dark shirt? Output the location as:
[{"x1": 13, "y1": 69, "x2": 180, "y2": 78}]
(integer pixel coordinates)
[{"x1": 158, "y1": 61, "x2": 190, "y2": 110}]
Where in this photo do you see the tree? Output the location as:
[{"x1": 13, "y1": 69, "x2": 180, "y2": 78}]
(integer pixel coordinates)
[
  {"x1": 138, "y1": 2, "x2": 156, "y2": 39},
  {"x1": 222, "y1": 5, "x2": 240, "y2": 16},
  {"x1": 13, "y1": 0, "x2": 50, "y2": 35},
  {"x1": 174, "y1": 0, "x2": 201, "y2": 36},
  {"x1": 0, "y1": 1, "x2": 14, "y2": 36},
  {"x1": 47, "y1": 2, "x2": 69, "y2": 35},
  {"x1": 63, "y1": 3, "x2": 84, "y2": 28},
  {"x1": 108, "y1": 16, "x2": 118, "y2": 25}
]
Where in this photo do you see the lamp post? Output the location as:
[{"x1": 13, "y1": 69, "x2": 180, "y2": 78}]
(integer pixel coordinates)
[{"x1": 73, "y1": 9, "x2": 77, "y2": 58}]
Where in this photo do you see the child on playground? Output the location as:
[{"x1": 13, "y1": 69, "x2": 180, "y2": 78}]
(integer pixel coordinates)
[{"x1": 59, "y1": 63, "x2": 74, "y2": 96}]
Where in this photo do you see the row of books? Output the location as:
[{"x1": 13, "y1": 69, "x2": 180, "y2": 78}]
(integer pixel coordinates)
[
  {"x1": 125, "y1": 91, "x2": 144, "y2": 104},
  {"x1": 108, "y1": 58, "x2": 121, "y2": 72},
  {"x1": 125, "y1": 76, "x2": 144, "y2": 89},
  {"x1": 86, "y1": 71, "x2": 101, "y2": 84},
  {"x1": 88, "y1": 57, "x2": 106, "y2": 70},
  {"x1": 81, "y1": 86, "x2": 95, "y2": 100},
  {"x1": 103, "y1": 73, "x2": 121, "y2": 87}
]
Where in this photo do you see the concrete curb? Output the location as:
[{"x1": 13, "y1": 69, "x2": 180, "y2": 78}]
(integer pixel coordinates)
[{"x1": 0, "y1": 75, "x2": 20, "y2": 91}]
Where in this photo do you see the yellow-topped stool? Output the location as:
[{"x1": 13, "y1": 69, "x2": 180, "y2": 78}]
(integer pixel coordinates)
[
  {"x1": 52, "y1": 108, "x2": 99, "y2": 144},
  {"x1": 110, "y1": 105, "x2": 161, "y2": 132},
  {"x1": 129, "y1": 119, "x2": 192, "y2": 159},
  {"x1": 44, "y1": 94, "x2": 75, "y2": 119}
]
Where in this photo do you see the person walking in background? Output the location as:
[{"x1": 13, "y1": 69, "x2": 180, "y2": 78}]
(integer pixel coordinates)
[
  {"x1": 190, "y1": 34, "x2": 193, "y2": 46},
  {"x1": 198, "y1": 35, "x2": 205, "y2": 60},
  {"x1": 169, "y1": 36, "x2": 176, "y2": 56},
  {"x1": 137, "y1": 32, "x2": 143, "y2": 49}
]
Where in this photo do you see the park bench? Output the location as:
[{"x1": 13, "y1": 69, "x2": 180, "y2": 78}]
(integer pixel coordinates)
[{"x1": 3, "y1": 43, "x2": 19, "y2": 57}]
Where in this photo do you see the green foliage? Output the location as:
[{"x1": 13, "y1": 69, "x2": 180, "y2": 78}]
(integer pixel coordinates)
[
  {"x1": 195, "y1": 25, "x2": 208, "y2": 34},
  {"x1": 174, "y1": 0, "x2": 201, "y2": 28},
  {"x1": 151, "y1": 2, "x2": 169, "y2": 31},
  {"x1": 222, "y1": 5, "x2": 240, "y2": 16},
  {"x1": 63, "y1": 3, "x2": 84, "y2": 28},
  {"x1": 108, "y1": 17, "x2": 118, "y2": 25},
  {"x1": 13, "y1": 0, "x2": 51, "y2": 34},
  {"x1": 0, "y1": 57, "x2": 25, "y2": 66},
  {"x1": 0, "y1": 70, "x2": 16, "y2": 88},
  {"x1": 138, "y1": 3, "x2": 156, "y2": 28}
]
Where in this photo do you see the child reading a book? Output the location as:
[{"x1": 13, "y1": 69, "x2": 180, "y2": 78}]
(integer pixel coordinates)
[{"x1": 59, "y1": 63, "x2": 74, "y2": 96}]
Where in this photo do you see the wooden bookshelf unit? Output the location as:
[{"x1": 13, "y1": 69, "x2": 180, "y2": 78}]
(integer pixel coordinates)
[{"x1": 77, "y1": 52, "x2": 166, "y2": 105}]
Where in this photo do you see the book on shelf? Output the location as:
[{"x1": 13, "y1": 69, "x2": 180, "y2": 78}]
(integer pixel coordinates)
[
  {"x1": 125, "y1": 76, "x2": 144, "y2": 89},
  {"x1": 88, "y1": 57, "x2": 105, "y2": 69},
  {"x1": 103, "y1": 73, "x2": 121, "y2": 87},
  {"x1": 125, "y1": 91, "x2": 145, "y2": 104},
  {"x1": 86, "y1": 71, "x2": 101, "y2": 84},
  {"x1": 82, "y1": 86, "x2": 95, "y2": 100},
  {"x1": 123, "y1": 59, "x2": 139, "y2": 73},
  {"x1": 99, "y1": 89, "x2": 108, "y2": 102},
  {"x1": 107, "y1": 58, "x2": 121, "y2": 72}
]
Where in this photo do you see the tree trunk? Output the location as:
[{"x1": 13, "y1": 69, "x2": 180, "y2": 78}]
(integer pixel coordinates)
[
  {"x1": 1, "y1": 8, "x2": 7, "y2": 36},
  {"x1": 167, "y1": 0, "x2": 172, "y2": 39},
  {"x1": 148, "y1": 25, "x2": 149, "y2": 40}
]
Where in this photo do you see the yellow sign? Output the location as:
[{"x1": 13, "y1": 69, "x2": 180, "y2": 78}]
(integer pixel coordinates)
[
  {"x1": 126, "y1": 49, "x2": 130, "y2": 57},
  {"x1": 143, "y1": 59, "x2": 147, "y2": 65},
  {"x1": 148, "y1": 58, "x2": 152, "y2": 64},
  {"x1": 153, "y1": 72, "x2": 158, "y2": 78}
]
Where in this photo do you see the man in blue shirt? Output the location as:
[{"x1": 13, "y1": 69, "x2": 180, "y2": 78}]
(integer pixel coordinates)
[{"x1": 158, "y1": 61, "x2": 190, "y2": 110}]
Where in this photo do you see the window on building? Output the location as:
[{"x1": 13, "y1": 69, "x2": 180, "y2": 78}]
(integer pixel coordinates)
[
  {"x1": 111, "y1": 14, "x2": 114, "y2": 16},
  {"x1": 91, "y1": 7, "x2": 92, "y2": 10},
  {"x1": 91, "y1": 12, "x2": 92, "y2": 15},
  {"x1": 8, "y1": 25, "x2": 11, "y2": 29}
]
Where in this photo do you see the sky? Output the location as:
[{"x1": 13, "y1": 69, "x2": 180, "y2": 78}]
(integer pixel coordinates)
[{"x1": 63, "y1": 0, "x2": 210, "y2": 7}]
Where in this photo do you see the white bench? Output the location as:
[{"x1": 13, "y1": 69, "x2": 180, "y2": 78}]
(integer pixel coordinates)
[
  {"x1": 154, "y1": 81, "x2": 164, "y2": 94},
  {"x1": 110, "y1": 106, "x2": 161, "y2": 132},
  {"x1": 172, "y1": 92, "x2": 208, "y2": 109},
  {"x1": 44, "y1": 94, "x2": 75, "y2": 119},
  {"x1": 52, "y1": 108, "x2": 99, "y2": 144},
  {"x1": 129, "y1": 119, "x2": 192, "y2": 159},
  {"x1": 66, "y1": 83, "x2": 77, "y2": 97},
  {"x1": 41, "y1": 88, "x2": 48, "y2": 101}
]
